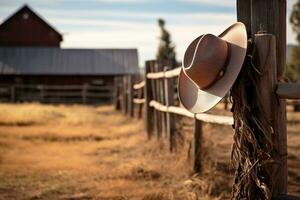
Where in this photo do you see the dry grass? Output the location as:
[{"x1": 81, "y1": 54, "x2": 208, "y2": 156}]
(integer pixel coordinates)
[{"x1": 0, "y1": 103, "x2": 299, "y2": 200}]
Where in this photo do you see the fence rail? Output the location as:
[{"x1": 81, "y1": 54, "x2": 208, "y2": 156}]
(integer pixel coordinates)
[
  {"x1": 0, "y1": 84, "x2": 113, "y2": 104},
  {"x1": 149, "y1": 100, "x2": 233, "y2": 125}
]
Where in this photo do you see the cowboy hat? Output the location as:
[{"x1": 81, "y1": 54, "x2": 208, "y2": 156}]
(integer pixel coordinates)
[{"x1": 178, "y1": 22, "x2": 247, "y2": 113}]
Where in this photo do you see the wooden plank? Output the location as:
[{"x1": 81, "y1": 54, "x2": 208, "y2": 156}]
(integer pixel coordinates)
[
  {"x1": 236, "y1": 0, "x2": 251, "y2": 36},
  {"x1": 144, "y1": 61, "x2": 155, "y2": 138},
  {"x1": 251, "y1": 0, "x2": 287, "y2": 78},
  {"x1": 277, "y1": 83, "x2": 300, "y2": 99},
  {"x1": 193, "y1": 119, "x2": 202, "y2": 173},
  {"x1": 254, "y1": 34, "x2": 287, "y2": 196}
]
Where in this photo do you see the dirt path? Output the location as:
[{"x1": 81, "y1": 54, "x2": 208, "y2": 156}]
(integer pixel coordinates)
[
  {"x1": 0, "y1": 103, "x2": 299, "y2": 200},
  {"x1": 0, "y1": 104, "x2": 194, "y2": 200}
]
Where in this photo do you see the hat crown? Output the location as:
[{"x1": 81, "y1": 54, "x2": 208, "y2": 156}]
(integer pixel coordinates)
[{"x1": 183, "y1": 34, "x2": 229, "y2": 89}]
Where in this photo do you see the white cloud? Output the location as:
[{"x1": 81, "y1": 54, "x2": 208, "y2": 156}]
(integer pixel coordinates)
[
  {"x1": 180, "y1": 0, "x2": 235, "y2": 8},
  {"x1": 59, "y1": 14, "x2": 236, "y2": 66},
  {"x1": 48, "y1": 11, "x2": 235, "y2": 27}
]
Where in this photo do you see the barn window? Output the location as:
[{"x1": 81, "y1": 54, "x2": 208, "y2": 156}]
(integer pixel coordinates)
[{"x1": 22, "y1": 13, "x2": 29, "y2": 20}]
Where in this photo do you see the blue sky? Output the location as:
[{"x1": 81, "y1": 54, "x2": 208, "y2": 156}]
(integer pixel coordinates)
[{"x1": 0, "y1": 0, "x2": 297, "y2": 66}]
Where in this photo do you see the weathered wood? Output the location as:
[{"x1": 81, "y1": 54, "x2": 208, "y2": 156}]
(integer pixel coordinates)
[
  {"x1": 236, "y1": 0, "x2": 251, "y2": 36},
  {"x1": 127, "y1": 75, "x2": 134, "y2": 117},
  {"x1": 251, "y1": 0, "x2": 286, "y2": 78},
  {"x1": 158, "y1": 63, "x2": 167, "y2": 138},
  {"x1": 164, "y1": 67, "x2": 176, "y2": 152},
  {"x1": 153, "y1": 61, "x2": 163, "y2": 139},
  {"x1": 193, "y1": 118, "x2": 202, "y2": 173},
  {"x1": 114, "y1": 77, "x2": 121, "y2": 110},
  {"x1": 136, "y1": 88, "x2": 144, "y2": 118},
  {"x1": 122, "y1": 76, "x2": 128, "y2": 115},
  {"x1": 144, "y1": 61, "x2": 155, "y2": 138},
  {"x1": 277, "y1": 83, "x2": 300, "y2": 99},
  {"x1": 149, "y1": 62, "x2": 159, "y2": 137},
  {"x1": 254, "y1": 34, "x2": 287, "y2": 196}
]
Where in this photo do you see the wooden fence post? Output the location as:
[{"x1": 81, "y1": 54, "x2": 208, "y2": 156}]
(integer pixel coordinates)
[
  {"x1": 122, "y1": 76, "x2": 128, "y2": 115},
  {"x1": 251, "y1": 0, "x2": 287, "y2": 195},
  {"x1": 127, "y1": 75, "x2": 134, "y2": 117},
  {"x1": 251, "y1": 0, "x2": 286, "y2": 79},
  {"x1": 152, "y1": 61, "x2": 162, "y2": 139},
  {"x1": 194, "y1": 118, "x2": 203, "y2": 173},
  {"x1": 237, "y1": 1, "x2": 287, "y2": 196},
  {"x1": 145, "y1": 61, "x2": 154, "y2": 138},
  {"x1": 158, "y1": 63, "x2": 167, "y2": 137},
  {"x1": 236, "y1": 0, "x2": 251, "y2": 36},
  {"x1": 164, "y1": 66, "x2": 176, "y2": 152},
  {"x1": 114, "y1": 77, "x2": 121, "y2": 110},
  {"x1": 254, "y1": 34, "x2": 287, "y2": 196},
  {"x1": 137, "y1": 86, "x2": 144, "y2": 119}
]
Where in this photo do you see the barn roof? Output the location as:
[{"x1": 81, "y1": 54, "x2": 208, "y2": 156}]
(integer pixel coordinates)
[
  {"x1": 0, "y1": 5, "x2": 63, "y2": 42},
  {"x1": 0, "y1": 47, "x2": 139, "y2": 75}
]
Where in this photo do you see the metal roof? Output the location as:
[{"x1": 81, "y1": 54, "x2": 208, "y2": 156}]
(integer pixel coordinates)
[{"x1": 0, "y1": 47, "x2": 139, "y2": 75}]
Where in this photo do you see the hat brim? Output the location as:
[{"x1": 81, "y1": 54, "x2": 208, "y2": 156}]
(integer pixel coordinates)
[{"x1": 178, "y1": 22, "x2": 247, "y2": 113}]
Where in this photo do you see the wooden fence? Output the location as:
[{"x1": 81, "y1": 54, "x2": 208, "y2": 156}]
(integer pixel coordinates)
[
  {"x1": 115, "y1": 44, "x2": 300, "y2": 200},
  {"x1": 0, "y1": 84, "x2": 113, "y2": 104},
  {"x1": 115, "y1": 59, "x2": 300, "y2": 199}
]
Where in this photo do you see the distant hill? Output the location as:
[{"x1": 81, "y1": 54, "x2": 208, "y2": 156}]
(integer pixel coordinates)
[{"x1": 287, "y1": 44, "x2": 297, "y2": 63}]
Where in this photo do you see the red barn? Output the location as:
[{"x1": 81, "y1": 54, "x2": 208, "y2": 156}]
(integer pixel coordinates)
[
  {"x1": 0, "y1": 5, "x2": 63, "y2": 47},
  {"x1": 0, "y1": 5, "x2": 139, "y2": 104}
]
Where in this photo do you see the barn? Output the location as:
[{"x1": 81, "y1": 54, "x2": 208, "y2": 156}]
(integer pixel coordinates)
[{"x1": 0, "y1": 5, "x2": 139, "y2": 103}]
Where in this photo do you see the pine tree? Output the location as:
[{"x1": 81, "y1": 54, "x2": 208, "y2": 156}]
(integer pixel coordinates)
[
  {"x1": 156, "y1": 18, "x2": 177, "y2": 68},
  {"x1": 286, "y1": 0, "x2": 300, "y2": 82}
]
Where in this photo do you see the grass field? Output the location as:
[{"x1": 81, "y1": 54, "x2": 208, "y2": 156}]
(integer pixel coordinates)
[{"x1": 0, "y1": 103, "x2": 299, "y2": 200}]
